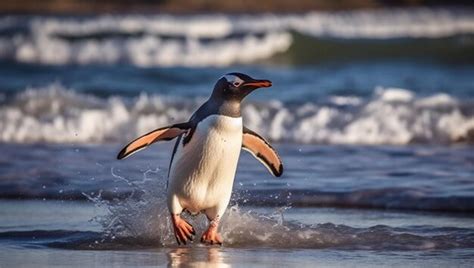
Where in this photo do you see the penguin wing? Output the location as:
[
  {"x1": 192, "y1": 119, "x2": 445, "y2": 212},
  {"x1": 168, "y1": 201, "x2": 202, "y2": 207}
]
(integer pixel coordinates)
[
  {"x1": 117, "y1": 122, "x2": 191, "y2": 160},
  {"x1": 242, "y1": 127, "x2": 283, "y2": 177}
]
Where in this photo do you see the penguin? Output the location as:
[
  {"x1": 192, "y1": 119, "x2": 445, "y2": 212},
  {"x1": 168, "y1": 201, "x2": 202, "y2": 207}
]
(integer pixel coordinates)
[{"x1": 117, "y1": 73, "x2": 283, "y2": 245}]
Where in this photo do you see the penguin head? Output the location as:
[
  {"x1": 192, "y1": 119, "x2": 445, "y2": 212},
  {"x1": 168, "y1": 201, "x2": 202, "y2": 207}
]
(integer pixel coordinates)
[{"x1": 211, "y1": 72, "x2": 272, "y2": 102}]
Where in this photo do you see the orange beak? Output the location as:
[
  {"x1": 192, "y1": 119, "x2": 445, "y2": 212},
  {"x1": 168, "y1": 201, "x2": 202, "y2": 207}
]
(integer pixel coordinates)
[{"x1": 243, "y1": 79, "x2": 272, "y2": 88}]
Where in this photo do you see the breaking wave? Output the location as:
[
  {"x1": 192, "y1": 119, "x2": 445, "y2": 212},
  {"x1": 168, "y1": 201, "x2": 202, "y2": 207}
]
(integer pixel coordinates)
[
  {"x1": 0, "y1": 83, "x2": 473, "y2": 145},
  {"x1": 0, "y1": 8, "x2": 473, "y2": 66}
]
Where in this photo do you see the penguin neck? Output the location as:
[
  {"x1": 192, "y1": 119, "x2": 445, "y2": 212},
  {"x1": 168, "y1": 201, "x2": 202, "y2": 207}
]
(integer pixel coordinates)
[{"x1": 206, "y1": 96, "x2": 241, "y2": 118}]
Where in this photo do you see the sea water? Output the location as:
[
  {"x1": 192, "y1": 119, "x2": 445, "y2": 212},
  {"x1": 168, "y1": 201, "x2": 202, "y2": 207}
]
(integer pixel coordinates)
[{"x1": 0, "y1": 8, "x2": 473, "y2": 267}]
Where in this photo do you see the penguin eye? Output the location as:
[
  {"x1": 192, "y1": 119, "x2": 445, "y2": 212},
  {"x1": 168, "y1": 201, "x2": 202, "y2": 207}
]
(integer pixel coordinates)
[{"x1": 233, "y1": 81, "x2": 241, "y2": 87}]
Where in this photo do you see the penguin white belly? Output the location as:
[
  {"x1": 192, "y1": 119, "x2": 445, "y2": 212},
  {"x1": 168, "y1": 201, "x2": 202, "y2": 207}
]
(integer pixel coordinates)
[{"x1": 167, "y1": 115, "x2": 243, "y2": 217}]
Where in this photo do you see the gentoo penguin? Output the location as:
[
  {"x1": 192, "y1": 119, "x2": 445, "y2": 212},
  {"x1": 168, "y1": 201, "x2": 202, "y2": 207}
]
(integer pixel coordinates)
[{"x1": 117, "y1": 73, "x2": 283, "y2": 245}]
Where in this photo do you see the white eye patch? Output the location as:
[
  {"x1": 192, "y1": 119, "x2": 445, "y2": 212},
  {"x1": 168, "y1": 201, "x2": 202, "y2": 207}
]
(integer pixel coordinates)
[{"x1": 223, "y1": 75, "x2": 244, "y2": 87}]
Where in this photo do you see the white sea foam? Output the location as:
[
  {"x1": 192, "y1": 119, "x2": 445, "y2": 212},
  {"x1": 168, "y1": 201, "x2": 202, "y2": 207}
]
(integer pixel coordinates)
[
  {"x1": 0, "y1": 83, "x2": 473, "y2": 145},
  {"x1": 292, "y1": 8, "x2": 474, "y2": 38},
  {"x1": 9, "y1": 31, "x2": 292, "y2": 67},
  {"x1": 0, "y1": 8, "x2": 473, "y2": 66}
]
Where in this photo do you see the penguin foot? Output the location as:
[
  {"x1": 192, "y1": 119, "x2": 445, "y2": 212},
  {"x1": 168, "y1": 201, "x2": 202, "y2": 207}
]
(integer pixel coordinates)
[
  {"x1": 171, "y1": 214, "x2": 195, "y2": 245},
  {"x1": 200, "y1": 224, "x2": 222, "y2": 246}
]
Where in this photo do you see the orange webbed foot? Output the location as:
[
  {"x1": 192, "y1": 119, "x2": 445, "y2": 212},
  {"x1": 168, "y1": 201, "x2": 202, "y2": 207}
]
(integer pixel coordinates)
[
  {"x1": 200, "y1": 217, "x2": 222, "y2": 246},
  {"x1": 172, "y1": 214, "x2": 195, "y2": 245}
]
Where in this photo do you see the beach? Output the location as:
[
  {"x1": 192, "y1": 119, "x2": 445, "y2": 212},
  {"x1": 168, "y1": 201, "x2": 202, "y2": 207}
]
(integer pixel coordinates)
[{"x1": 0, "y1": 8, "x2": 474, "y2": 267}]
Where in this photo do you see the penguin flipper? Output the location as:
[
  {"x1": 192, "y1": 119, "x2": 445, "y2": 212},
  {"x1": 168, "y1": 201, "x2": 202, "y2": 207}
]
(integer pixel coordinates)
[
  {"x1": 242, "y1": 127, "x2": 283, "y2": 177},
  {"x1": 117, "y1": 122, "x2": 191, "y2": 160}
]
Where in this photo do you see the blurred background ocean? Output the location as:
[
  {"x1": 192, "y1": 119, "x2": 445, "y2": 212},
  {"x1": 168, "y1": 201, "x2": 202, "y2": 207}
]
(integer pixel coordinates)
[{"x1": 0, "y1": 1, "x2": 473, "y2": 267}]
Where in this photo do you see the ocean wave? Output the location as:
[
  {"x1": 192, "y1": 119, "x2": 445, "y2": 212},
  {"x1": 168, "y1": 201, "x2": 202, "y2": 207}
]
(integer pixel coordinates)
[
  {"x1": 6, "y1": 31, "x2": 292, "y2": 67},
  {"x1": 0, "y1": 8, "x2": 473, "y2": 66},
  {"x1": 0, "y1": 83, "x2": 473, "y2": 145}
]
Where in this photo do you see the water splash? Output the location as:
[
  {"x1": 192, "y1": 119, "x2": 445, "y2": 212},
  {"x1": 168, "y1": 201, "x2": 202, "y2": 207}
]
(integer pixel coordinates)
[
  {"x1": 77, "y1": 168, "x2": 474, "y2": 250},
  {"x1": 82, "y1": 167, "x2": 173, "y2": 246}
]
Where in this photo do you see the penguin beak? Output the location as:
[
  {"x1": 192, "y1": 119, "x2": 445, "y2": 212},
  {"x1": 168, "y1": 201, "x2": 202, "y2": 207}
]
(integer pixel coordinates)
[{"x1": 243, "y1": 79, "x2": 272, "y2": 88}]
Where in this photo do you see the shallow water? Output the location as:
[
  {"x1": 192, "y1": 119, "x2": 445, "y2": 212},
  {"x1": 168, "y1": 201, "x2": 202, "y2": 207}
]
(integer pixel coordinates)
[
  {"x1": 1, "y1": 200, "x2": 474, "y2": 267},
  {"x1": 1, "y1": 144, "x2": 474, "y2": 257},
  {"x1": 0, "y1": 142, "x2": 473, "y2": 268},
  {"x1": 1, "y1": 144, "x2": 473, "y2": 212}
]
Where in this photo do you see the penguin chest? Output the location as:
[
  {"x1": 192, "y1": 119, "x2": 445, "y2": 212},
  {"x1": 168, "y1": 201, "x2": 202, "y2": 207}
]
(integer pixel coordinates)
[{"x1": 168, "y1": 115, "x2": 243, "y2": 212}]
